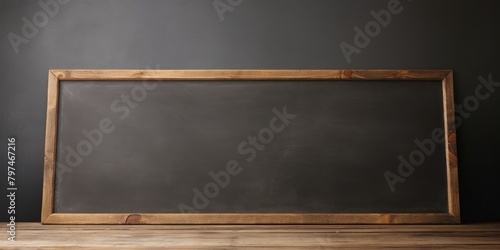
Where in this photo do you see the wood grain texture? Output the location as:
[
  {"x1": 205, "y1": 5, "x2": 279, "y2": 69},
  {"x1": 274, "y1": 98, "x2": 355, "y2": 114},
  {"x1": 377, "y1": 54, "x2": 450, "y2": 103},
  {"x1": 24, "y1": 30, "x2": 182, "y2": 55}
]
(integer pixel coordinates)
[
  {"x1": 49, "y1": 69, "x2": 451, "y2": 80},
  {"x1": 41, "y1": 71, "x2": 59, "y2": 223},
  {"x1": 1, "y1": 223, "x2": 499, "y2": 249},
  {"x1": 43, "y1": 213, "x2": 459, "y2": 225},
  {"x1": 42, "y1": 70, "x2": 459, "y2": 225},
  {"x1": 442, "y1": 72, "x2": 460, "y2": 222}
]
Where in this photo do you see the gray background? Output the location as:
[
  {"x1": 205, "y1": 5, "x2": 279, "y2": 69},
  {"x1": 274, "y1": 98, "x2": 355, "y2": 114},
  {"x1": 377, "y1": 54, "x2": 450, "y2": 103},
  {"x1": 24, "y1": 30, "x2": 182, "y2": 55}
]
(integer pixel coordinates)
[{"x1": 0, "y1": 0, "x2": 499, "y2": 222}]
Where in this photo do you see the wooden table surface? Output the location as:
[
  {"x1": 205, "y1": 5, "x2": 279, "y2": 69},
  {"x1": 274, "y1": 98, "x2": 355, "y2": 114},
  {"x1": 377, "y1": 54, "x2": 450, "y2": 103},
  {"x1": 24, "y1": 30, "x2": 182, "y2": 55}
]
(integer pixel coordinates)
[{"x1": 1, "y1": 223, "x2": 499, "y2": 249}]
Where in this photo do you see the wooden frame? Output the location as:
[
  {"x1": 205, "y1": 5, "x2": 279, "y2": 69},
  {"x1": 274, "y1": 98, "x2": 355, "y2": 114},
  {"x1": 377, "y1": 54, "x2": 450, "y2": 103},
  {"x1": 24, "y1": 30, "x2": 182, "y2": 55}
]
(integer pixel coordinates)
[{"x1": 42, "y1": 70, "x2": 459, "y2": 224}]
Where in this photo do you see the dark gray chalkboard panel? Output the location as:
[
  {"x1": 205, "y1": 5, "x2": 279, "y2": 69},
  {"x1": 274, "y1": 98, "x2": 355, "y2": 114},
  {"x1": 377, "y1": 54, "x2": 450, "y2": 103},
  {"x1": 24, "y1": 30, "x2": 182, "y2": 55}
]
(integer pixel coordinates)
[{"x1": 42, "y1": 70, "x2": 459, "y2": 224}]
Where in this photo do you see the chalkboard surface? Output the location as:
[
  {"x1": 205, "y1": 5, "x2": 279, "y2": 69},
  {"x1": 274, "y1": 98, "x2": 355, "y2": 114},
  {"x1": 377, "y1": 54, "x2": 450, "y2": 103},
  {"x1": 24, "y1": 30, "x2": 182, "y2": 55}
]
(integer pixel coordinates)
[{"x1": 42, "y1": 70, "x2": 459, "y2": 224}]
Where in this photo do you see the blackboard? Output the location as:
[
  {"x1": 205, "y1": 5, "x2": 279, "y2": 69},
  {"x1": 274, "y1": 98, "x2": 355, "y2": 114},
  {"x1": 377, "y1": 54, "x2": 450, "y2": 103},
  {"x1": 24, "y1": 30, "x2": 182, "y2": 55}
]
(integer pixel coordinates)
[{"x1": 42, "y1": 70, "x2": 459, "y2": 224}]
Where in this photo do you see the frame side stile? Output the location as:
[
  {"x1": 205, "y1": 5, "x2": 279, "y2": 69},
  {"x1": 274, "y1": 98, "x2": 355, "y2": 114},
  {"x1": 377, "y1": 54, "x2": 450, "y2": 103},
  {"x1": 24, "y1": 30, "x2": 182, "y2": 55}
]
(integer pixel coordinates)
[
  {"x1": 442, "y1": 72, "x2": 460, "y2": 223},
  {"x1": 41, "y1": 71, "x2": 60, "y2": 223}
]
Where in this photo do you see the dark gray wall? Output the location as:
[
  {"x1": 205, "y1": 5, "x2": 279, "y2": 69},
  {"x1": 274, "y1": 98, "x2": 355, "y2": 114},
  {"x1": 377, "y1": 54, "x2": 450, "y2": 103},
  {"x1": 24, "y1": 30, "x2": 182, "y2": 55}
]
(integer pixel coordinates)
[{"x1": 0, "y1": 0, "x2": 499, "y2": 222}]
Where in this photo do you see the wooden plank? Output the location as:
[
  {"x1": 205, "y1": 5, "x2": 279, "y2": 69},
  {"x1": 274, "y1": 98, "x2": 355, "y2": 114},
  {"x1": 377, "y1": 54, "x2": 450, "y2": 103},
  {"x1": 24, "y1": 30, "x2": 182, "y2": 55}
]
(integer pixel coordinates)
[
  {"x1": 41, "y1": 71, "x2": 59, "y2": 223},
  {"x1": 442, "y1": 72, "x2": 460, "y2": 221},
  {"x1": 1, "y1": 223, "x2": 499, "y2": 249},
  {"x1": 50, "y1": 70, "x2": 451, "y2": 81},
  {"x1": 17, "y1": 223, "x2": 500, "y2": 232},
  {"x1": 43, "y1": 213, "x2": 459, "y2": 225}
]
